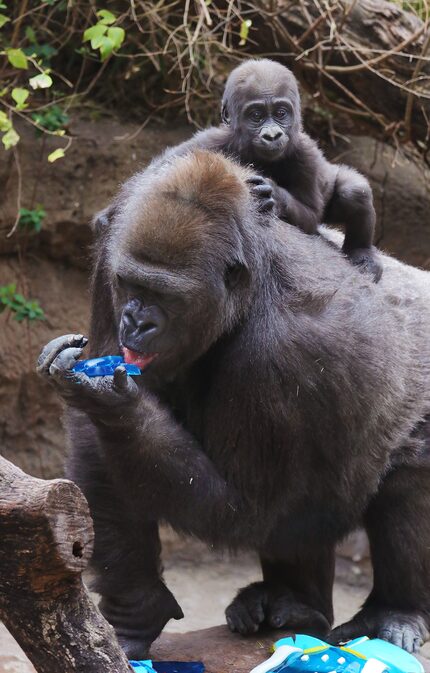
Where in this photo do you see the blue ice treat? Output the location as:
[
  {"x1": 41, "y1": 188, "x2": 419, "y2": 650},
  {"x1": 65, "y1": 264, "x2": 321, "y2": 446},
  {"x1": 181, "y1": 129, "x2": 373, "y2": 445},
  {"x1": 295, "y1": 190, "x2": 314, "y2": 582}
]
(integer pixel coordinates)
[
  {"x1": 72, "y1": 355, "x2": 141, "y2": 377},
  {"x1": 249, "y1": 634, "x2": 424, "y2": 673}
]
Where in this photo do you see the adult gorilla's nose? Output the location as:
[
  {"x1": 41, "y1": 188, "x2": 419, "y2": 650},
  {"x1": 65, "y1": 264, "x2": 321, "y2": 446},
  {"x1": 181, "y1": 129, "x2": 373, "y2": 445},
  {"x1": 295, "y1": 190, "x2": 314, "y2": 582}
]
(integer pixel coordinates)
[
  {"x1": 260, "y1": 126, "x2": 283, "y2": 143},
  {"x1": 120, "y1": 299, "x2": 167, "y2": 351}
]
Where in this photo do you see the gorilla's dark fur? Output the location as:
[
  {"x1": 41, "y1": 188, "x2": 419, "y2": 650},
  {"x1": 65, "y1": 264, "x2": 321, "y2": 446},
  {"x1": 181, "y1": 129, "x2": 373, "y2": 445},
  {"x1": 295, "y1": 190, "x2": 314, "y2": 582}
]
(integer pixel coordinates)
[
  {"x1": 153, "y1": 59, "x2": 382, "y2": 281},
  {"x1": 38, "y1": 151, "x2": 430, "y2": 658}
]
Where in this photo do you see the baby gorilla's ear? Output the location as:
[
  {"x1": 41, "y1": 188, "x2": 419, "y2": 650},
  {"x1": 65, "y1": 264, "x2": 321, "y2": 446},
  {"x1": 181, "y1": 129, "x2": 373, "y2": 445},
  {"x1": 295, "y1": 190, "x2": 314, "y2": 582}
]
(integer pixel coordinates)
[
  {"x1": 91, "y1": 205, "x2": 116, "y2": 238},
  {"x1": 221, "y1": 102, "x2": 230, "y2": 125}
]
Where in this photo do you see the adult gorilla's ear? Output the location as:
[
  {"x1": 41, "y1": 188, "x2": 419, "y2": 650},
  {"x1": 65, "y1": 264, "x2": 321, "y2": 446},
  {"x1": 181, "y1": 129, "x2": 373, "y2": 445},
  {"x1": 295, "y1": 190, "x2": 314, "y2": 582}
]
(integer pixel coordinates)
[
  {"x1": 224, "y1": 260, "x2": 249, "y2": 290},
  {"x1": 91, "y1": 205, "x2": 116, "y2": 238},
  {"x1": 221, "y1": 102, "x2": 230, "y2": 125}
]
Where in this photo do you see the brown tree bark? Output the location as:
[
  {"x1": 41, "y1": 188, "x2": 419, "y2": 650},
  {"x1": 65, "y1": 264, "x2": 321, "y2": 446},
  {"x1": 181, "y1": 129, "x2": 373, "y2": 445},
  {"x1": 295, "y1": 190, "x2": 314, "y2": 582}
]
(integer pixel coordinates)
[
  {"x1": 0, "y1": 454, "x2": 132, "y2": 673},
  {"x1": 250, "y1": 0, "x2": 430, "y2": 148}
]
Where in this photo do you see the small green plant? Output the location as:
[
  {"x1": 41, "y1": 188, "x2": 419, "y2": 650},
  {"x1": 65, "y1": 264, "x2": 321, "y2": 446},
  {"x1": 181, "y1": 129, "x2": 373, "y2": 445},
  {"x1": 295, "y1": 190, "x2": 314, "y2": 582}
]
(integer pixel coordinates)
[
  {"x1": 18, "y1": 205, "x2": 46, "y2": 232},
  {"x1": 0, "y1": 284, "x2": 45, "y2": 321},
  {"x1": 32, "y1": 105, "x2": 68, "y2": 133},
  {"x1": 82, "y1": 9, "x2": 125, "y2": 61}
]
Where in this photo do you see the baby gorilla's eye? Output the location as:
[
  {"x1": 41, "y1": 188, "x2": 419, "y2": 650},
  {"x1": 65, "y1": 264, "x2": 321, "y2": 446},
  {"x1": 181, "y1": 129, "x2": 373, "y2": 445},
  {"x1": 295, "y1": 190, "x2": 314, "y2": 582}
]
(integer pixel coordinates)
[
  {"x1": 249, "y1": 109, "x2": 264, "y2": 123},
  {"x1": 274, "y1": 107, "x2": 288, "y2": 119}
]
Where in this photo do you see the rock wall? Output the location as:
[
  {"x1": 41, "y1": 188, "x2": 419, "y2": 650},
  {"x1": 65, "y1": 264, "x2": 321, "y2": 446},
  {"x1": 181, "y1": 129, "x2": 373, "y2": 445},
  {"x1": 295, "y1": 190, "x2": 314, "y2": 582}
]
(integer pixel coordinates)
[{"x1": 0, "y1": 119, "x2": 429, "y2": 477}]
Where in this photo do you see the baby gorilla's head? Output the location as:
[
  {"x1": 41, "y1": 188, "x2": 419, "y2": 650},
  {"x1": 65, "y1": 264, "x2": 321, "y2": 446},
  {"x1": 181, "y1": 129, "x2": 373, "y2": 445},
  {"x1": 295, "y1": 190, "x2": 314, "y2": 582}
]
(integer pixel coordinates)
[{"x1": 221, "y1": 59, "x2": 302, "y2": 162}]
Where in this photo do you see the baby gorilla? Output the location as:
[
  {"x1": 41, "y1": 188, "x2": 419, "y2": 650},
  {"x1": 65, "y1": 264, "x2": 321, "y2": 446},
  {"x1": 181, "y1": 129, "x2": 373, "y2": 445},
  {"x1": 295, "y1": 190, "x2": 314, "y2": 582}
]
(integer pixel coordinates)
[{"x1": 157, "y1": 58, "x2": 382, "y2": 281}]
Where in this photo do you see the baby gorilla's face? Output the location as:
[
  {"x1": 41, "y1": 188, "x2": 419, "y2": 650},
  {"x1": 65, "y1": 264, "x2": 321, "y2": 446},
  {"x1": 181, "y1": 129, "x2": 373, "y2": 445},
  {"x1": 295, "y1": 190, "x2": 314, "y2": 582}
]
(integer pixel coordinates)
[{"x1": 238, "y1": 90, "x2": 293, "y2": 162}]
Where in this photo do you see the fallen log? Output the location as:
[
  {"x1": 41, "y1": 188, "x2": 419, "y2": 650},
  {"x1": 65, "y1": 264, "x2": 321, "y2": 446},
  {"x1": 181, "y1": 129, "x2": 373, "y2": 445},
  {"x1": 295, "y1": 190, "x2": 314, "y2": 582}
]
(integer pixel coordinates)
[{"x1": 0, "y1": 454, "x2": 132, "y2": 673}]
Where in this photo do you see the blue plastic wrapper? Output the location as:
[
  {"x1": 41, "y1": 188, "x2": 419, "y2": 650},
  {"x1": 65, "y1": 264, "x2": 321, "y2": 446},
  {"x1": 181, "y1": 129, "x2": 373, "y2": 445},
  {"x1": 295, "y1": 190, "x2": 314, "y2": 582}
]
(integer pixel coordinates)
[
  {"x1": 249, "y1": 635, "x2": 424, "y2": 673},
  {"x1": 73, "y1": 356, "x2": 141, "y2": 377}
]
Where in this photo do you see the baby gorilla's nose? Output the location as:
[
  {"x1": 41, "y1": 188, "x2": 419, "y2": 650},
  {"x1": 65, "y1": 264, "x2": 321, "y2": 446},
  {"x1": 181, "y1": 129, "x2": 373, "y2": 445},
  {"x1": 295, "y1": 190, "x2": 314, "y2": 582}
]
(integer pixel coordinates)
[
  {"x1": 120, "y1": 299, "x2": 167, "y2": 352},
  {"x1": 260, "y1": 126, "x2": 283, "y2": 143}
]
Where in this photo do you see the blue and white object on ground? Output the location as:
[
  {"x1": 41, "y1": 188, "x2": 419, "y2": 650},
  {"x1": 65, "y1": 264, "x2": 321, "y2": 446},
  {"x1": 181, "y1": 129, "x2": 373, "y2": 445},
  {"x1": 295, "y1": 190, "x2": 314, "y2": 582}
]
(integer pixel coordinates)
[
  {"x1": 72, "y1": 356, "x2": 141, "y2": 377},
  {"x1": 249, "y1": 634, "x2": 424, "y2": 673},
  {"x1": 130, "y1": 662, "x2": 204, "y2": 673}
]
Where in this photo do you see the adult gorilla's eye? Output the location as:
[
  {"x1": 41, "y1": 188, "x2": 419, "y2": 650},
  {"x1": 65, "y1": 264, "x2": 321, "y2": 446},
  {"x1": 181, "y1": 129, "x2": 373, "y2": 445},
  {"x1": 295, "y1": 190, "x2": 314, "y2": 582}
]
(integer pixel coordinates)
[{"x1": 224, "y1": 262, "x2": 247, "y2": 290}]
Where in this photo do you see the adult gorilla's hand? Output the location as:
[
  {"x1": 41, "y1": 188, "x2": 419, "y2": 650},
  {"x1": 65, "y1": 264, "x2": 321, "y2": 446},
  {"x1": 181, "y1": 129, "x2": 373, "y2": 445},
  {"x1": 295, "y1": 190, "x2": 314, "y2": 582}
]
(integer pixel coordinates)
[
  {"x1": 37, "y1": 334, "x2": 138, "y2": 424},
  {"x1": 247, "y1": 175, "x2": 275, "y2": 213}
]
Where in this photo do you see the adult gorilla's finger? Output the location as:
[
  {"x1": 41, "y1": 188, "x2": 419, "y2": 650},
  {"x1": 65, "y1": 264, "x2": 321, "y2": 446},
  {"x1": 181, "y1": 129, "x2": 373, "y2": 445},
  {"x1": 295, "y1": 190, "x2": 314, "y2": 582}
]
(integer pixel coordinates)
[
  {"x1": 328, "y1": 617, "x2": 366, "y2": 644},
  {"x1": 49, "y1": 347, "x2": 84, "y2": 381},
  {"x1": 113, "y1": 366, "x2": 139, "y2": 397},
  {"x1": 401, "y1": 627, "x2": 415, "y2": 653},
  {"x1": 268, "y1": 598, "x2": 329, "y2": 635},
  {"x1": 38, "y1": 334, "x2": 87, "y2": 374}
]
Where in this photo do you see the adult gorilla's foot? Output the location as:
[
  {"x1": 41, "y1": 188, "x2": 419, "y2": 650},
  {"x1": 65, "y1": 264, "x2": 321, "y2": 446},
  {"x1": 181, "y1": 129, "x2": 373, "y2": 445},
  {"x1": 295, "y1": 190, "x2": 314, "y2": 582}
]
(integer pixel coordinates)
[
  {"x1": 328, "y1": 606, "x2": 429, "y2": 653},
  {"x1": 99, "y1": 582, "x2": 184, "y2": 658},
  {"x1": 225, "y1": 581, "x2": 330, "y2": 636}
]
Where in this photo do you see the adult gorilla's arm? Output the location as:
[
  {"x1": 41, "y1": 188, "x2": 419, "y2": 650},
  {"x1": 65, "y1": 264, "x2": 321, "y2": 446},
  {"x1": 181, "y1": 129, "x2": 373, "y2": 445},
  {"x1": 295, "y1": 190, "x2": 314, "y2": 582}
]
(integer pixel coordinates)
[
  {"x1": 37, "y1": 335, "x2": 242, "y2": 544},
  {"x1": 97, "y1": 387, "x2": 243, "y2": 544}
]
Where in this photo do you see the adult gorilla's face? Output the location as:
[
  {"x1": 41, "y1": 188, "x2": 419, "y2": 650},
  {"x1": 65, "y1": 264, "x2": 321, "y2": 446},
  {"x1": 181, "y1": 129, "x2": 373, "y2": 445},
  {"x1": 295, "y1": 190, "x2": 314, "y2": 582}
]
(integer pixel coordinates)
[
  {"x1": 109, "y1": 153, "x2": 254, "y2": 378},
  {"x1": 221, "y1": 59, "x2": 301, "y2": 163}
]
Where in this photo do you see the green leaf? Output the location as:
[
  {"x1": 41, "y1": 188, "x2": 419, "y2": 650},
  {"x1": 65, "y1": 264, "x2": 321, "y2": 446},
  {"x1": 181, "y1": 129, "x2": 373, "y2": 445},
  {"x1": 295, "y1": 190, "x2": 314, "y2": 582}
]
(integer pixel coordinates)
[
  {"x1": 97, "y1": 35, "x2": 115, "y2": 60},
  {"x1": 0, "y1": 13, "x2": 10, "y2": 28},
  {"x1": 107, "y1": 26, "x2": 125, "y2": 50},
  {"x1": 12, "y1": 87, "x2": 29, "y2": 110},
  {"x1": 239, "y1": 19, "x2": 252, "y2": 46},
  {"x1": 25, "y1": 26, "x2": 37, "y2": 44},
  {"x1": 47, "y1": 148, "x2": 65, "y2": 162},
  {"x1": 7, "y1": 48, "x2": 28, "y2": 69},
  {"x1": 2, "y1": 127, "x2": 19, "y2": 149},
  {"x1": 19, "y1": 205, "x2": 46, "y2": 232},
  {"x1": 0, "y1": 110, "x2": 11, "y2": 132},
  {"x1": 91, "y1": 33, "x2": 107, "y2": 49},
  {"x1": 96, "y1": 9, "x2": 116, "y2": 25},
  {"x1": 83, "y1": 23, "x2": 107, "y2": 44},
  {"x1": 29, "y1": 72, "x2": 53, "y2": 89}
]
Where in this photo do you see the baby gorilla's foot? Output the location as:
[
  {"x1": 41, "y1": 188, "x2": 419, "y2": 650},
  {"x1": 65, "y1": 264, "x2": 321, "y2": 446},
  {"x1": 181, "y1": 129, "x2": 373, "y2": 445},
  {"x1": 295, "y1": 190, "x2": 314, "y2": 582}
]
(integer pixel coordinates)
[
  {"x1": 100, "y1": 582, "x2": 184, "y2": 659},
  {"x1": 225, "y1": 581, "x2": 330, "y2": 636},
  {"x1": 328, "y1": 606, "x2": 429, "y2": 653},
  {"x1": 344, "y1": 246, "x2": 383, "y2": 283}
]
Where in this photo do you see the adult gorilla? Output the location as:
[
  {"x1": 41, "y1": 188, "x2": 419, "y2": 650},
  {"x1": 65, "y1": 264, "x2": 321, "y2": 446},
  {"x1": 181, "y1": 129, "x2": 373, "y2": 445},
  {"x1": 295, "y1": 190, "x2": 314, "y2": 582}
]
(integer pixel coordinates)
[{"x1": 38, "y1": 151, "x2": 430, "y2": 658}]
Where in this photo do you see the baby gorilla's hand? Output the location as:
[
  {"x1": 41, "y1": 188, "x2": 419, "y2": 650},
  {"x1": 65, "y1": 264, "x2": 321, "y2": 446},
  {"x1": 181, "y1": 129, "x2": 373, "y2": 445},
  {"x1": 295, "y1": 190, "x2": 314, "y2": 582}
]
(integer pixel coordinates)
[
  {"x1": 247, "y1": 175, "x2": 275, "y2": 213},
  {"x1": 37, "y1": 334, "x2": 138, "y2": 424}
]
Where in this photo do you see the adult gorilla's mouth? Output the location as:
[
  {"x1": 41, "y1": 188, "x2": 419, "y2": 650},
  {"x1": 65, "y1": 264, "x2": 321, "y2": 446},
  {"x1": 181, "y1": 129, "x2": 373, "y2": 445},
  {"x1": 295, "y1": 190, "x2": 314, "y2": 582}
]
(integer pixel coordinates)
[{"x1": 122, "y1": 346, "x2": 159, "y2": 370}]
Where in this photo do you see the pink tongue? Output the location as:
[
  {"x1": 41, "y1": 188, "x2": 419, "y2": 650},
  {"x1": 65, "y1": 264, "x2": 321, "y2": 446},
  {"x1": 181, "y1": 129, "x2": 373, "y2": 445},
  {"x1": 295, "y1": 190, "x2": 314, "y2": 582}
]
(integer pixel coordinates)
[{"x1": 123, "y1": 347, "x2": 158, "y2": 370}]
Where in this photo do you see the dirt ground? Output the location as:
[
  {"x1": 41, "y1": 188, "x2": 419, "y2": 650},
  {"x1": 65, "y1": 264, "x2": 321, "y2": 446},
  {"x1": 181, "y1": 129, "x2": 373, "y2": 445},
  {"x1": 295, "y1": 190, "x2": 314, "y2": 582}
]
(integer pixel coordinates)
[{"x1": 1, "y1": 531, "x2": 430, "y2": 671}]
